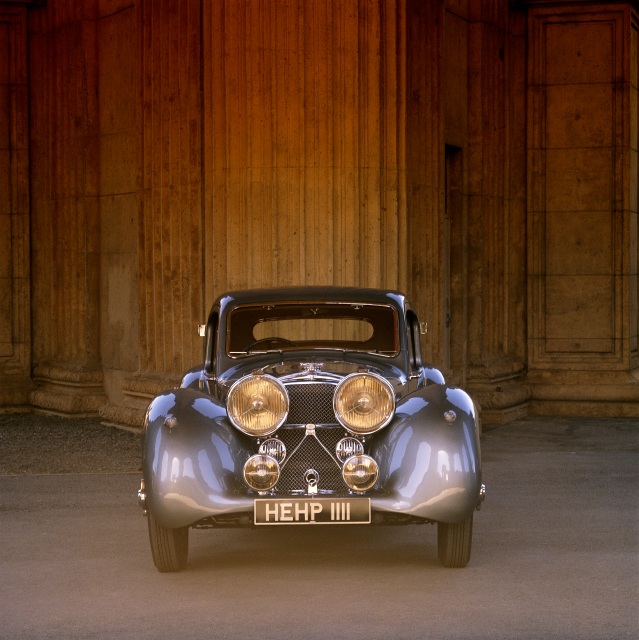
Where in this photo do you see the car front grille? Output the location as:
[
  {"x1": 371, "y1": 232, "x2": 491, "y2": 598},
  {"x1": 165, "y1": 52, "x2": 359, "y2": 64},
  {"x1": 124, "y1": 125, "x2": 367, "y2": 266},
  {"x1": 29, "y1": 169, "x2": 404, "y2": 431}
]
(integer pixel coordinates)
[
  {"x1": 274, "y1": 381, "x2": 347, "y2": 493},
  {"x1": 276, "y1": 426, "x2": 347, "y2": 494},
  {"x1": 284, "y1": 382, "x2": 337, "y2": 425}
]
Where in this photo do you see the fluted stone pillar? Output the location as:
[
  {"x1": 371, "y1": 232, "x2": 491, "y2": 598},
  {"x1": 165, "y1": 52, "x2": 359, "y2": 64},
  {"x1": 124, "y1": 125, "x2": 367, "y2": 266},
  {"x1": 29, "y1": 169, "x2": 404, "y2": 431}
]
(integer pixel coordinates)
[
  {"x1": 28, "y1": 2, "x2": 106, "y2": 415},
  {"x1": 0, "y1": 4, "x2": 32, "y2": 407},
  {"x1": 463, "y1": 0, "x2": 531, "y2": 422}
]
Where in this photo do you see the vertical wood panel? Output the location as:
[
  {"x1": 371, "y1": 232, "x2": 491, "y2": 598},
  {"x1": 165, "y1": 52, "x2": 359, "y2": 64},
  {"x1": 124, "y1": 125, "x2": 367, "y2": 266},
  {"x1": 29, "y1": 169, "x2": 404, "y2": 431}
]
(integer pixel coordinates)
[
  {"x1": 303, "y1": 0, "x2": 334, "y2": 284},
  {"x1": 381, "y1": 1, "x2": 401, "y2": 290},
  {"x1": 272, "y1": 0, "x2": 302, "y2": 286}
]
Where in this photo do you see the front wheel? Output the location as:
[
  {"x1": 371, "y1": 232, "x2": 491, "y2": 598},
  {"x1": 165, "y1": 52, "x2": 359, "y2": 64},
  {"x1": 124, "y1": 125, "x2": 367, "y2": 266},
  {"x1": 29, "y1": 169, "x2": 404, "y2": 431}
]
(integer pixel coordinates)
[
  {"x1": 147, "y1": 512, "x2": 189, "y2": 572},
  {"x1": 437, "y1": 514, "x2": 473, "y2": 568}
]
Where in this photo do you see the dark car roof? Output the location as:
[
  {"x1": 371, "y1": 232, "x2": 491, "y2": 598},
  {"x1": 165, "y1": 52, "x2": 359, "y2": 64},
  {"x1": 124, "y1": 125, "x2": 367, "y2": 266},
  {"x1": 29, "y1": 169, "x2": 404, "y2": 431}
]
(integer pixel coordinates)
[
  {"x1": 205, "y1": 287, "x2": 414, "y2": 376},
  {"x1": 213, "y1": 286, "x2": 409, "y2": 312}
]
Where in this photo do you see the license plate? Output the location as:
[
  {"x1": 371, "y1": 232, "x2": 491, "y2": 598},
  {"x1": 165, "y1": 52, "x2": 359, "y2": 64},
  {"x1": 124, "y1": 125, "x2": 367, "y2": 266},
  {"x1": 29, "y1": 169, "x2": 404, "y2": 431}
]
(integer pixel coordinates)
[{"x1": 254, "y1": 497, "x2": 371, "y2": 525}]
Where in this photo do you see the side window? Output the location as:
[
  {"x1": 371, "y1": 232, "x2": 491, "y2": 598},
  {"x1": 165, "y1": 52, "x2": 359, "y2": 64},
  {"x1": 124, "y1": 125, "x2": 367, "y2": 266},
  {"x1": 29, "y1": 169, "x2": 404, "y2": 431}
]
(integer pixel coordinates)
[
  {"x1": 205, "y1": 311, "x2": 219, "y2": 373},
  {"x1": 406, "y1": 310, "x2": 423, "y2": 371}
]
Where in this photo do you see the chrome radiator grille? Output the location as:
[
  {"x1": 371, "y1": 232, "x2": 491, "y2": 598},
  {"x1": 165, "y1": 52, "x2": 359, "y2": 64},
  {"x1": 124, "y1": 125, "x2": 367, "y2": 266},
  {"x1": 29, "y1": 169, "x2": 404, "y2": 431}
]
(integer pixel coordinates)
[
  {"x1": 284, "y1": 382, "x2": 338, "y2": 425},
  {"x1": 268, "y1": 381, "x2": 348, "y2": 493},
  {"x1": 276, "y1": 426, "x2": 347, "y2": 493}
]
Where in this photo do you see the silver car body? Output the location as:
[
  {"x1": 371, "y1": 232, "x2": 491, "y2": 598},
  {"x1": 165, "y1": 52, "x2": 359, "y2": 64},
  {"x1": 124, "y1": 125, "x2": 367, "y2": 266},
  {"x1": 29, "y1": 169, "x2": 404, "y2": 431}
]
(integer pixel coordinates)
[{"x1": 141, "y1": 287, "x2": 483, "y2": 532}]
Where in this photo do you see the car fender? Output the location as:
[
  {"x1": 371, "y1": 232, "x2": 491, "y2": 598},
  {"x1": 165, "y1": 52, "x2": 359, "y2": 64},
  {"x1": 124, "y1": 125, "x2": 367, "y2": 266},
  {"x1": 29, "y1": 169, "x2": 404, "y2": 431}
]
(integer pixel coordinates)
[
  {"x1": 369, "y1": 383, "x2": 482, "y2": 524},
  {"x1": 142, "y1": 388, "x2": 254, "y2": 528},
  {"x1": 179, "y1": 366, "x2": 203, "y2": 390}
]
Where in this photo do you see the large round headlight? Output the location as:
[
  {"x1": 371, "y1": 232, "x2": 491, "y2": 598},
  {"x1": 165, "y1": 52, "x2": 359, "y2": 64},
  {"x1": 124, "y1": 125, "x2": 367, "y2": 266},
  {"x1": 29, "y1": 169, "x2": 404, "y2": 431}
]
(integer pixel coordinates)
[
  {"x1": 227, "y1": 374, "x2": 289, "y2": 436},
  {"x1": 333, "y1": 372, "x2": 395, "y2": 435}
]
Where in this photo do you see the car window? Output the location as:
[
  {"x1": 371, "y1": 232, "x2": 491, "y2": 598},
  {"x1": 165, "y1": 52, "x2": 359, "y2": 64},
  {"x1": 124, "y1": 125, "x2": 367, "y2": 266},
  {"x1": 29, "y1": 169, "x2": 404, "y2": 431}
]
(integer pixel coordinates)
[
  {"x1": 406, "y1": 310, "x2": 422, "y2": 370},
  {"x1": 227, "y1": 303, "x2": 399, "y2": 356},
  {"x1": 205, "y1": 311, "x2": 219, "y2": 372},
  {"x1": 254, "y1": 317, "x2": 374, "y2": 342}
]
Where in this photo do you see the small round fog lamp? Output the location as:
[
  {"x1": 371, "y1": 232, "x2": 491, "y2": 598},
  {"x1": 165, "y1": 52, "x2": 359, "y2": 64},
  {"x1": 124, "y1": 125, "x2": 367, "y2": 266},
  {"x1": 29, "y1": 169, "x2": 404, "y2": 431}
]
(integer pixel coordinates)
[
  {"x1": 342, "y1": 454, "x2": 379, "y2": 492},
  {"x1": 243, "y1": 454, "x2": 280, "y2": 492}
]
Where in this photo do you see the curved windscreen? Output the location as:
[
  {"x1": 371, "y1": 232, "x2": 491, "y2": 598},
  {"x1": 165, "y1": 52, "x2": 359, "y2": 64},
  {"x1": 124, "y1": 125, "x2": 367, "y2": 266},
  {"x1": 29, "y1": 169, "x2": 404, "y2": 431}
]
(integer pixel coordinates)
[{"x1": 227, "y1": 302, "x2": 399, "y2": 357}]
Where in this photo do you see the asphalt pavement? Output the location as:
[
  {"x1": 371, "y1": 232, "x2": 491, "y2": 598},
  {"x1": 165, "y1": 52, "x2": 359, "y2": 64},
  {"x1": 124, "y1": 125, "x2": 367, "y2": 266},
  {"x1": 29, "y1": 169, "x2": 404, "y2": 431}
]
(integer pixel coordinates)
[{"x1": 0, "y1": 414, "x2": 637, "y2": 640}]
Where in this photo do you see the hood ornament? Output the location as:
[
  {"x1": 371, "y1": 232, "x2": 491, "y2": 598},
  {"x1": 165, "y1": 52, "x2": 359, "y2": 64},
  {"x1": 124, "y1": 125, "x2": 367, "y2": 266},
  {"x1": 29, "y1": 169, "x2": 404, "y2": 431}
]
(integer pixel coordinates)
[{"x1": 301, "y1": 362, "x2": 323, "y2": 378}]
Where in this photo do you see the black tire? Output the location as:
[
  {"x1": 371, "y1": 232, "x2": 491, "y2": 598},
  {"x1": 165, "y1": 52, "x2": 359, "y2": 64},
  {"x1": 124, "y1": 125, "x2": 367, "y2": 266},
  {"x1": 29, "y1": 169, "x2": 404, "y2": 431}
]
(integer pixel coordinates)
[
  {"x1": 437, "y1": 514, "x2": 473, "y2": 568},
  {"x1": 147, "y1": 512, "x2": 189, "y2": 572}
]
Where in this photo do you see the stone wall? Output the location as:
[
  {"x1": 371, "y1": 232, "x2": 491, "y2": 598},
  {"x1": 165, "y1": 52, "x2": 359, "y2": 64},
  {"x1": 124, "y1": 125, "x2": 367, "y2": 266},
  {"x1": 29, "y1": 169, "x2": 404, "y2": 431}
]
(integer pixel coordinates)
[
  {"x1": 0, "y1": 0, "x2": 636, "y2": 424},
  {"x1": 527, "y1": 2, "x2": 639, "y2": 415}
]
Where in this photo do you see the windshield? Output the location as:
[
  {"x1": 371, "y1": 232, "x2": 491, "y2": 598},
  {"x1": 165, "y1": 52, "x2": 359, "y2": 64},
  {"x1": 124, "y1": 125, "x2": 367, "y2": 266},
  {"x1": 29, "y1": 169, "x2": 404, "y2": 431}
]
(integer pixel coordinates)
[{"x1": 227, "y1": 302, "x2": 399, "y2": 356}]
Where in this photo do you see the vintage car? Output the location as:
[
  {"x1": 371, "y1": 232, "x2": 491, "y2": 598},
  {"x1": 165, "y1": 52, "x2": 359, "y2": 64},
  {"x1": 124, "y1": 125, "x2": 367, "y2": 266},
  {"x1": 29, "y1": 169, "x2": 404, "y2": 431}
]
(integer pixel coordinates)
[{"x1": 138, "y1": 287, "x2": 485, "y2": 571}]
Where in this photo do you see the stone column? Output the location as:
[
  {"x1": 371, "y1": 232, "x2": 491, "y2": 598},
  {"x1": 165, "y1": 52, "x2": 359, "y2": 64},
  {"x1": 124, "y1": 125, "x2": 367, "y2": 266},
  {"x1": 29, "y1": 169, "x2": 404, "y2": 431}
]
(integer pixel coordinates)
[
  {"x1": 116, "y1": 0, "x2": 205, "y2": 424},
  {"x1": 28, "y1": 1, "x2": 106, "y2": 415},
  {"x1": 464, "y1": 0, "x2": 531, "y2": 423},
  {"x1": 405, "y1": 0, "x2": 446, "y2": 366},
  {"x1": 0, "y1": 5, "x2": 31, "y2": 407},
  {"x1": 96, "y1": 1, "x2": 144, "y2": 426}
]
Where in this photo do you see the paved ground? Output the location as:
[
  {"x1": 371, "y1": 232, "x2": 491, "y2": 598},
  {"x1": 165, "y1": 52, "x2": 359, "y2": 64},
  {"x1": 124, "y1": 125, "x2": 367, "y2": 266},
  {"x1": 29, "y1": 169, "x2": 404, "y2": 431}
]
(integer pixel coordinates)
[{"x1": 0, "y1": 413, "x2": 637, "y2": 639}]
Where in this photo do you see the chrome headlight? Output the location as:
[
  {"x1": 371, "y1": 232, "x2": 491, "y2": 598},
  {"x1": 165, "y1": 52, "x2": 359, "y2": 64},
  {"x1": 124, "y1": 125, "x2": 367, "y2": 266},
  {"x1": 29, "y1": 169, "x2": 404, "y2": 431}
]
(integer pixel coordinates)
[
  {"x1": 243, "y1": 454, "x2": 280, "y2": 491},
  {"x1": 342, "y1": 454, "x2": 379, "y2": 492},
  {"x1": 227, "y1": 374, "x2": 289, "y2": 436},
  {"x1": 333, "y1": 372, "x2": 395, "y2": 435}
]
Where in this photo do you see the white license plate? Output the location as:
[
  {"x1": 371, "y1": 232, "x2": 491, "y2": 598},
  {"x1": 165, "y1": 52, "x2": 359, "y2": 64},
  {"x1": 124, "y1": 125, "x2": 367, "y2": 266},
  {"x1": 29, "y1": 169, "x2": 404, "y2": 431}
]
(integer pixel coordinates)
[{"x1": 254, "y1": 498, "x2": 371, "y2": 525}]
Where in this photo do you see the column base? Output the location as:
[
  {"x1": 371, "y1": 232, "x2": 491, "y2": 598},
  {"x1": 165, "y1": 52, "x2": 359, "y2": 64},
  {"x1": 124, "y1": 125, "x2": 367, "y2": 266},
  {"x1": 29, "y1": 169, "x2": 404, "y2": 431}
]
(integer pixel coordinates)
[
  {"x1": 29, "y1": 364, "x2": 106, "y2": 417},
  {"x1": 99, "y1": 371, "x2": 179, "y2": 430},
  {"x1": 466, "y1": 358, "x2": 532, "y2": 426}
]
